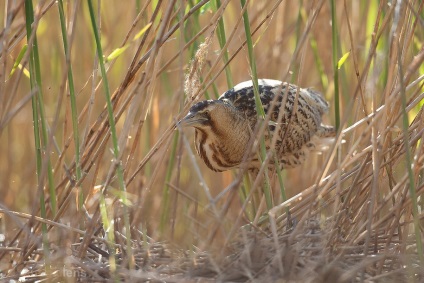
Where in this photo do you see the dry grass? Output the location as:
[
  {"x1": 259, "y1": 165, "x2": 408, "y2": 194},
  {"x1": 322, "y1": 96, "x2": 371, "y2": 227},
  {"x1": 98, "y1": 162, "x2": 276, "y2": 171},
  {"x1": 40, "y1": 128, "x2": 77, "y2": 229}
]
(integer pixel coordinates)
[{"x1": 0, "y1": 0, "x2": 424, "y2": 282}]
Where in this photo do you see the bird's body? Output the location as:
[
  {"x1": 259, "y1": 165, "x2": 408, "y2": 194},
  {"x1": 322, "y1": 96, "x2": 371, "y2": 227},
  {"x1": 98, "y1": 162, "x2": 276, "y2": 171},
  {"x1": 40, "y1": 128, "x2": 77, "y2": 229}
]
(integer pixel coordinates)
[{"x1": 179, "y1": 79, "x2": 335, "y2": 172}]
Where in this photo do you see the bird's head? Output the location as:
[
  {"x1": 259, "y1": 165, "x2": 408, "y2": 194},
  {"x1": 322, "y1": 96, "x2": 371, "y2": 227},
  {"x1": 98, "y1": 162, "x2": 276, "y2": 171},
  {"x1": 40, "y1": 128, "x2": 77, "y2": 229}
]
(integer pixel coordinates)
[{"x1": 177, "y1": 99, "x2": 235, "y2": 130}]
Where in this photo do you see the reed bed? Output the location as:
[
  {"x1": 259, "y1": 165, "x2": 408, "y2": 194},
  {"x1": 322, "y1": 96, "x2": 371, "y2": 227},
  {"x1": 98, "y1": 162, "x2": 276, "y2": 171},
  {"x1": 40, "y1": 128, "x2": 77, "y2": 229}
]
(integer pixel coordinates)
[{"x1": 0, "y1": 0, "x2": 423, "y2": 281}]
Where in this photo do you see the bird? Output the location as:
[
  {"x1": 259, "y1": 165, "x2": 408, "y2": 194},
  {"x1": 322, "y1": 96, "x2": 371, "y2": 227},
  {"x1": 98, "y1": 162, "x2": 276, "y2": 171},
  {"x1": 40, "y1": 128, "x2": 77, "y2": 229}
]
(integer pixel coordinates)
[{"x1": 178, "y1": 79, "x2": 335, "y2": 172}]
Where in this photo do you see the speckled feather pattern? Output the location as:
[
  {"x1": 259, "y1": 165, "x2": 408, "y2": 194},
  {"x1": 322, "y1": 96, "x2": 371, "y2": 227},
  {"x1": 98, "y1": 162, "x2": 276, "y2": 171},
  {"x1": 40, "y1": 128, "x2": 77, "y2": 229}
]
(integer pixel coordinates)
[{"x1": 183, "y1": 79, "x2": 335, "y2": 172}]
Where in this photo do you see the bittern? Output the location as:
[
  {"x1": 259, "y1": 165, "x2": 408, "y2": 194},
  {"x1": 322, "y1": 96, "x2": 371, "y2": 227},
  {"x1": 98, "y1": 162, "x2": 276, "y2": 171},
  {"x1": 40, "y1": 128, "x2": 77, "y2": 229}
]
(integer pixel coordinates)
[{"x1": 178, "y1": 79, "x2": 335, "y2": 172}]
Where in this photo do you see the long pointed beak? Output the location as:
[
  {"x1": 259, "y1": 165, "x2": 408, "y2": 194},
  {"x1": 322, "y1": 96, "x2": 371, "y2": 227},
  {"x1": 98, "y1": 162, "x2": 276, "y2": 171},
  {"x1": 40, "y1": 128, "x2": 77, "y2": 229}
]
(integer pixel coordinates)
[{"x1": 176, "y1": 112, "x2": 207, "y2": 128}]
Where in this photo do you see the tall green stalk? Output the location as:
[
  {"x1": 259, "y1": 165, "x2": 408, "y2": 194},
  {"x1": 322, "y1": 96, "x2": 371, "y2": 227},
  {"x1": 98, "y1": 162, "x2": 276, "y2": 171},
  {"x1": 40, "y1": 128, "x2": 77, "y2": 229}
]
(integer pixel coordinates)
[
  {"x1": 87, "y1": 0, "x2": 133, "y2": 269},
  {"x1": 213, "y1": 0, "x2": 233, "y2": 88},
  {"x1": 240, "y1": 0, "x2": 263, "y2": 117},
  {"x1": 24, "y1": 1, "x2": 57, "y2": 216},
  {"x1": 240, "y1": 0, "x2": 273, "y2": 209},
  {"x1": 57, "y1": 0, "x2": 83, "y2": 207},
  {"x1": 24, "y1": 0, "x2": 57, "y2": 274},
  {"x1": 330, "y1": 0, "x2": 340, "y2": 130},
  {"x1": 24, "y1": 1, "x2": 42, "y2": 221}
]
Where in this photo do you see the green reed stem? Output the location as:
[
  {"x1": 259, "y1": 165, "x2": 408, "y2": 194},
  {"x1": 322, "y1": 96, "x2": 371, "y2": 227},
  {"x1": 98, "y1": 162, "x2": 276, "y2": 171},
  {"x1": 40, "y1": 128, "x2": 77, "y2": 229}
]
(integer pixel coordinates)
[
  {"x1": 24, "y1": 0, "x2": 56, "y2": 274},
  {"x1": 330, "y1": 0, "x2": 340, "y2": 131},
  {"x1": 57, "y1": 0, "x2": 83, "y2": 207},
  {"x1": 214, "y1": 0, "x2": 233, "y2": 88},
  {"x1": 87, "y1": 0, "x2": 133, "y2": 269},
  {"x1": 240, "y1": 0, "x2": 272, "y2": 209},
  {"x1": 24, "y1": 0, "x2": 56, "y2": 216}
]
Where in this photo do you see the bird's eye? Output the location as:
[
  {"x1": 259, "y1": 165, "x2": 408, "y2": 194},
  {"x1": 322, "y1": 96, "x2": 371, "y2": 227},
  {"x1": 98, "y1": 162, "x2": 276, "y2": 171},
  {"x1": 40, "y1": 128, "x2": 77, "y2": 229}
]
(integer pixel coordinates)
[{"x1": 203, "y1": 110, "x2": 210, "y2": 115}]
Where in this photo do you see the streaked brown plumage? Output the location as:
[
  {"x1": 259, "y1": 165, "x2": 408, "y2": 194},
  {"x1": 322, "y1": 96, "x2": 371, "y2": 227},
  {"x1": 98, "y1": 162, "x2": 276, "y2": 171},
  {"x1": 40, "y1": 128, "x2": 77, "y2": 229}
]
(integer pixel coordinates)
[{"x1": 178, "y1": 79, "x2": 335, "y2": 172}]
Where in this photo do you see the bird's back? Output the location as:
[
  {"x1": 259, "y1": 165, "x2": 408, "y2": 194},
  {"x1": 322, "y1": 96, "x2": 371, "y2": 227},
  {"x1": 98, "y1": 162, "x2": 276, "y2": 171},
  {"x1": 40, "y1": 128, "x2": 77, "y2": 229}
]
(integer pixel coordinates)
[{"x1": 218, "y1": 79, "x2": 332, "y2": 155}]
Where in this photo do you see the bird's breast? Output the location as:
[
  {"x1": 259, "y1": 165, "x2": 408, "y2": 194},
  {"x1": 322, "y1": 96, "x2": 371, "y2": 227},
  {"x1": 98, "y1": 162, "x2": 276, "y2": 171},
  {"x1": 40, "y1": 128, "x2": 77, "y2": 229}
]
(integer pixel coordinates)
[{"x1": 194, "y1": 129, "x2": 245, "y2": 172}]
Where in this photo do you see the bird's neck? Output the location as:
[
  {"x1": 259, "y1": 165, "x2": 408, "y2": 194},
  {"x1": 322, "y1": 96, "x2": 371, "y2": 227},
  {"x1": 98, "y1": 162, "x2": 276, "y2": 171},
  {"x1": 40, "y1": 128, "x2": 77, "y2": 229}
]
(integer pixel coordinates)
[
  {"x1": 216, "y1": 108, "x2": 251, "y2": 143},
  {"x1": 195, "y1": 112, "x2": 252, "y2": 171}
]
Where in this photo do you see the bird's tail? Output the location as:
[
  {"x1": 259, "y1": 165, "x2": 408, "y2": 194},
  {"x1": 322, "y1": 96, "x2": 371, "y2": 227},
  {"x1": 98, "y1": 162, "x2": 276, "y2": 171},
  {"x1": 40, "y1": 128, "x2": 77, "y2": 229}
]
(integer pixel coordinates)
[
  {"x1": 312, "y1": 124, "x2": 344, "y2": 153},
  {"x1": 317, "y1": 124, "x2": 336, "y2": 138}
]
